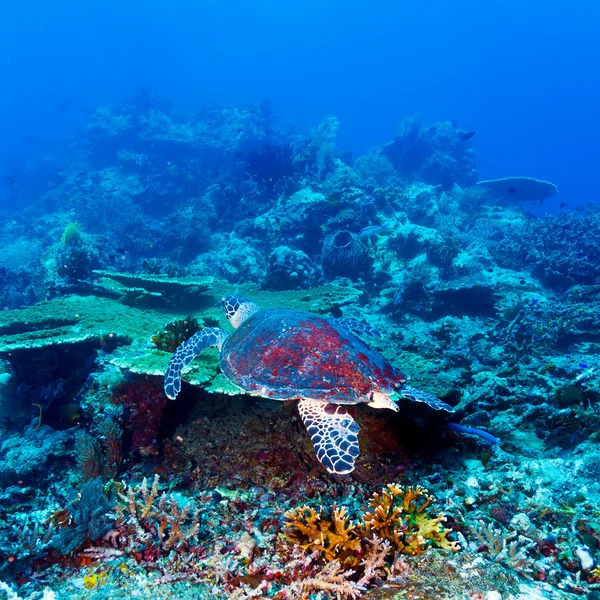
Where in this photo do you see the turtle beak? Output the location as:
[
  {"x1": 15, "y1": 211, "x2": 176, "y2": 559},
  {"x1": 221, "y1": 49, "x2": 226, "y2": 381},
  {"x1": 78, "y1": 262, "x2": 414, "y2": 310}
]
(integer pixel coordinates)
[{"x1": 369, "y1": 392, "x2": 399, "y2": 412}]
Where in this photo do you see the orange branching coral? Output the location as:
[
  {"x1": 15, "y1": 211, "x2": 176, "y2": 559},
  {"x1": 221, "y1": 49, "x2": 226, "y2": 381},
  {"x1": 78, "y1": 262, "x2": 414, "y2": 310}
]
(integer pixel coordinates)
[
  {"x1": 360, "y1": 484, "x2": 460, "y2": 556},
  {"x1": 359, "y1": 483, "x2": 406, "y2": 548},
  {"x1": 284, "y1": 505, "x2": 361, "y2": 562},
  {"x1": 284, "y1": 483, "x2": 459, "y2": 575}
]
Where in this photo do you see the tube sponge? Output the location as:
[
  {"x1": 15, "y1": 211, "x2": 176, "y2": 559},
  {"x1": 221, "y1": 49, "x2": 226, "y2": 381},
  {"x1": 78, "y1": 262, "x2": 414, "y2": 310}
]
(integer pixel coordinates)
[{"x1": 321, "y1": 230, "x2": 369, "y2": 280}]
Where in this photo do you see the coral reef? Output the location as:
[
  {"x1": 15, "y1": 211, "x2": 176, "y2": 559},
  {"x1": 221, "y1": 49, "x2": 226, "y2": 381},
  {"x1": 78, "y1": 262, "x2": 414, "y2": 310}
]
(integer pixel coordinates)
[
  {"x1": 51, "y1": 478, "x2": 116, "y2": 556},
  {"x1": 381, "y1": 116, "x2": 478, "y2": 188},
  {"x1": 0, "y1": 94, "x2": 598, "y2": 600},
  {"x1": 113, "y1": 475, "x2": 203, "y2": 559}
]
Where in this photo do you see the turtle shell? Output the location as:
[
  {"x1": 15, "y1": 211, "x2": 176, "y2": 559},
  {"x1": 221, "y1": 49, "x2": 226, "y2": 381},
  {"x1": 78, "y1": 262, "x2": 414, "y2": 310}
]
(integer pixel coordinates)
[{"x1": 220, "y1": 308, "x2": 406, "y2": 404}]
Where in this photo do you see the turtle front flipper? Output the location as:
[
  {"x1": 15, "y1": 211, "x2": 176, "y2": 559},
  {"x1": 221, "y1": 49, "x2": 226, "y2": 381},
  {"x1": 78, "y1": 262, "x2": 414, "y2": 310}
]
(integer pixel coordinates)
[
  {"x1": 399, "y1": 384, "x2": 454, "y2": 412},
  {"x1": 164, "y1": 328, "x2": 228, "y2": 400},
  {"x1": 330, "y1": 317, "x2": 382, "y2": 339},
  {"x1": 297, "y1": 399, "x2": 360, "y2": 475}
]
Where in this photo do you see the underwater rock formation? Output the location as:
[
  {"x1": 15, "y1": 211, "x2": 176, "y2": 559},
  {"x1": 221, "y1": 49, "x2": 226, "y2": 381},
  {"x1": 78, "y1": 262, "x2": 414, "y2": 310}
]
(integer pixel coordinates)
[
  {"x1": 382, "y1": 116, "x2": 478, "y2": 188},
  {"x1": 263, "y1": 246, "x2": 314, "y2": 290}
]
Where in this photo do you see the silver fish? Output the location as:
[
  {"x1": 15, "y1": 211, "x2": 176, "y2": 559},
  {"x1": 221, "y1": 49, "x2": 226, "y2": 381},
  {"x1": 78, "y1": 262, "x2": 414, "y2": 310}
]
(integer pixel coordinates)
[{"x1": 357, "y1": 224, "x2": 391, "y2": 238}]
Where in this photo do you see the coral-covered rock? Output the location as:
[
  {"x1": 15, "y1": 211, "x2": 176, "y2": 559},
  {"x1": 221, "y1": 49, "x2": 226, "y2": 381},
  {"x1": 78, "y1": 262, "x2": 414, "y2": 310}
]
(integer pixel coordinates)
[
  {"x1": 117, "y1": 379, "x2": 167, "y2": 456},
  {"x1": 382, "y1": 117, "x2": 478, "y2": 188},
  {"x1": 0, "y1": 425, "x2": 71, "y2": 484},
  {"x1": 263, "y1": 246, "x2": 314, "y2": 290}
]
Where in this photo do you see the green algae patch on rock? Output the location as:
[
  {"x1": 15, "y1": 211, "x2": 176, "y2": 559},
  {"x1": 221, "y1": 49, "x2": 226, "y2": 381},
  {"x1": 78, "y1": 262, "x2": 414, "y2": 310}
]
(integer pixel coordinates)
[
  {"x1": 0, "y1": 295, "x2": 182, "y2": 354},
  {"x1": 93, "y1": 270, "x2": 214, "y2": 294},
  {"x1": 107, "y1": 344, "x2": 230, "y2": 390},
  {"x1": 231, "y1": 282, "x2": 363, "y2": 316},
  {"x1": 93, "y1": 270, "x2": 215, "y2": 309},
  {"x1": 477, "y1": 176, "x2": 558, "y2": 203},
  {"x1": 204, "y1": 372, "x2": 242, "y2": 395}
]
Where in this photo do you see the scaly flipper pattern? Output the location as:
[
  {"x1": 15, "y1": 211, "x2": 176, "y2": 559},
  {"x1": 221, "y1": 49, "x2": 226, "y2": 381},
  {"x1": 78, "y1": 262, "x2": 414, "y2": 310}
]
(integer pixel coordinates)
[
  {"x1": 331, "y1": 317, "x2": 382, "y2": 339},
  {"x1": 298, "y1": 399, "x2": 360, "y2": 474},
  {"x1": 164, "y1": 328, "x2": 228, "y2": 400},
  {"x1": 399, "y1": 384, "x2": 454, "y2": 412}
]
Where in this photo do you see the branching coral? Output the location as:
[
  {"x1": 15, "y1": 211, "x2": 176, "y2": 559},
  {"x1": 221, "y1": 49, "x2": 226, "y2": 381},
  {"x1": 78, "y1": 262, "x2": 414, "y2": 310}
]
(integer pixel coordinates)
[
  {"x1": 284, "y1": 483, "x2": 458, "y2": 573},
  {"x1": 0, "y1": 517, "x2": 53, "y2": 576},
  {"x1": 289, "y1": 560, "x2": 365, "y2": 599},
  {"x1": 360, "y1": 484, "x2": 459, "y2": 556},
  {"x1": 493, "y1": 211, "x2": 600, "y2": 290},
  {"x1": 284, "y1": 505, "x2": 361, "y2": 563},
  {"x1": 471, "y1": 520, "x2": 535, "y2": 577},
  {"x1": 113, "y1": 475, "x2": 202, "y2": 557}
]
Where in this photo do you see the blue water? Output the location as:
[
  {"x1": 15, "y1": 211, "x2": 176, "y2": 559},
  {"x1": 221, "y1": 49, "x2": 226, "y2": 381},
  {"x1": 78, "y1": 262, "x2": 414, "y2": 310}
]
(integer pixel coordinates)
[{"x1": 1, "y1": 0, "x2": 598, "y2": 210}]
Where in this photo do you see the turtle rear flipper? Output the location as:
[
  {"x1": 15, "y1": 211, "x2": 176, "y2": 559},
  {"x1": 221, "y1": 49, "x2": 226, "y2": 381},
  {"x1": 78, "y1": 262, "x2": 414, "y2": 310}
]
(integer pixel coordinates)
[
  {"x1": 164, "y1": 328, "x2": 228, "y2": 400},
  {"x1": 399, "y1": 384, "x2": 454, "y2": 412},
  {"x1": 298, "y1": 399, "x2": 360, "y2": 475}
]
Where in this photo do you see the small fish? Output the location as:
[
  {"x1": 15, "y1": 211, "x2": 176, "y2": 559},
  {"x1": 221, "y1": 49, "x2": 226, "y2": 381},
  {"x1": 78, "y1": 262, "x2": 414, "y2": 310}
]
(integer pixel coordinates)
[
  {"x1": 579, "y1": 363, "x2": 589, "y2": 369},
  {"x1": 519, "y1": 279, "x2": 526, "y2": 284},
  {"x1": 530, "y1": 298, "x2": 539, "y2": 305},
  {"x1": 358, "y1": 224, "x2": 391, "y2": 239},
  {"x1": 560, "y1": 202, "x2": 567, "y2": 208},
  {"x1": 461, "y1": 130, "x2": 477, "y2": 141},
  {"x1": 116, "y1": 248, "x2": 127, "y2": 255}
]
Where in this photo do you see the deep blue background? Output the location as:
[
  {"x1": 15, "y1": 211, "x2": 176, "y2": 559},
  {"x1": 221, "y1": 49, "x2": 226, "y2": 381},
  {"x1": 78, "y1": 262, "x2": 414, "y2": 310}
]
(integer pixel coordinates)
[{"x1": 0, "y1": 0, "x2": 598, "y2": 208}]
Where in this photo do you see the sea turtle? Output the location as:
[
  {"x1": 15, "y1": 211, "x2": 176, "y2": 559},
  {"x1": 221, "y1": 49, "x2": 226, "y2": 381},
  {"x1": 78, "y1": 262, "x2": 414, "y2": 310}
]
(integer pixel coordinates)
[{"x1": 164, "y1": 296, "x2": 453, "y2": 474}]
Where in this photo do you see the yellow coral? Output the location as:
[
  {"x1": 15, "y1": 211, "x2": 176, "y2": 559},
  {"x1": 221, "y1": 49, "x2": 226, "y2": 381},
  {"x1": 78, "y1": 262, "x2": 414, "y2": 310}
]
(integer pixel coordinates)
[
  {"x1": 359, "y1": 484, "x2": 405, "y2": 548},
  {"x1": 83, "y1": 572, "x2": 108, "y2": 589},
  {"x1": 360, "y1": 484, "x2": 459, "y2": 556},
  {"x1": 284, "y1": 484, "x2": 459, "y2": 565},
  {"x1": 284, "y1": 505, "x2": 361, "y2": 562}
]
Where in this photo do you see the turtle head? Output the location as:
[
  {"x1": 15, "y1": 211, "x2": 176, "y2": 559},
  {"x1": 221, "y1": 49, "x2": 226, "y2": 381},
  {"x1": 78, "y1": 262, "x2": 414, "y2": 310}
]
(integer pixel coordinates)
[{"x1": 221, "y1": 296, "x2": 259, "y2": 329}]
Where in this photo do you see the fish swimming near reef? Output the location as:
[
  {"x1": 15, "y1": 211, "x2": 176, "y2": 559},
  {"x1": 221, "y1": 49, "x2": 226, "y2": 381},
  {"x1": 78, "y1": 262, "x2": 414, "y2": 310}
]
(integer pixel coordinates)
[
  {"x1": 357, "y1": 224, "x2": 391, "y2": 238},
  {"x1": 461, "y1": 131, "x2": 477, "y2": 141}
]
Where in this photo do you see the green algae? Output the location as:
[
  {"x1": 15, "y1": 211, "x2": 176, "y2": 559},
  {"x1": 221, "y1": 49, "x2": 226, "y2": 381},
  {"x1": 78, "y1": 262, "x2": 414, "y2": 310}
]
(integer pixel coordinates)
[
  {"x1": 93, "y1": 270, "x2": 214, "y2": 294},
  {"x1": 0, "y1": 295, "x2": 182, "y2": 354}
]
